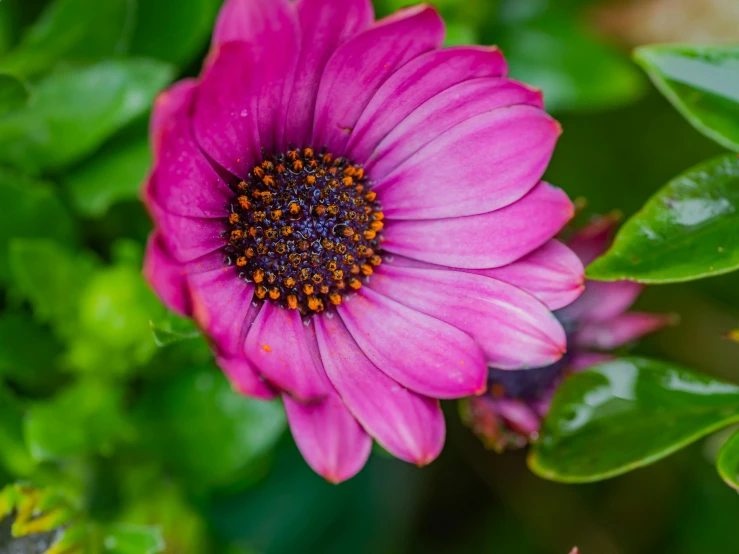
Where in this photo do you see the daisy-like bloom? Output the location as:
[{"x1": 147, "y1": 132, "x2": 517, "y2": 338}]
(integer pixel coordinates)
[
  {"x1": 143, "y1": 0, "x2": 585, "y2": 482},
  {"x1": 462, "y1": 216, "x2": 673, "y2": 451}
]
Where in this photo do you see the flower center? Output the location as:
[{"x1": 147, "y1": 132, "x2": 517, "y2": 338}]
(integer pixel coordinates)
[{"x1": 224, "y1": 148, "x2": 383, "y2": 313}]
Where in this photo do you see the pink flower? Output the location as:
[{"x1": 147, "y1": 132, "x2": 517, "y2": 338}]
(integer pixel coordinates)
[
  {"x1": 143, "y1": 0, "x2": 583, "y2": 482},
  {"x1": 463, "y1": 215, "x2": 673, "y2": 452}
]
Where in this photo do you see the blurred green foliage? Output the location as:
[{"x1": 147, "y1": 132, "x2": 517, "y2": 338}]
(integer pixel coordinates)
[{"x1": 0, "y1": 0, "x2": 737, "y2": 552}]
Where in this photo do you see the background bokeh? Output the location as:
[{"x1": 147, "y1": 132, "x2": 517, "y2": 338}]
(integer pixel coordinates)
[{"x1": 1, "y1": 0, "x2": 738, "y2": 552}]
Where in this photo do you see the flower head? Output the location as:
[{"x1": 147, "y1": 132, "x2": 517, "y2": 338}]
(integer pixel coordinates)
[
  {"x1": 143, "y1": 0, "x2": 583, "y2": 482},
  {"x1": 462, "y1": 215, "x2": 673, "y2": 451}
]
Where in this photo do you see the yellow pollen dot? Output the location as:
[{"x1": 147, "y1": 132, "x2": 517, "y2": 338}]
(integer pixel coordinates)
[
  {"x1": 365, "y1": 191, "x2": 377, "y2": 202},
  {"x1": 342, "y1": 176, "x2": 353, "y2": 187},
  {"x1": 229, "y1": 213, "x2": 240, "y2": 224},
  {"x1": 245, "y1": 247, "x2": 255, "y2": 258},
  {"x1": 293, "y1": 160, "x2": 303, "y2": 172},
  {"x1": 261, "y1": 191, "x2": 273, "y2": 204},
  {"x1": 237, "y1": 181, "x2": 248, "y2": 191},
  {"x1": 312, "y1": 273, "x2": 324, "y2": 284},
  {"x1": 363, "y1": 229, "x2": 376, "y2": 240},
  {"x1": 253, "y1": 211, "x2": 266, "y2": 222},
  {"x1": 268, "y1": 288, "x2": 281, "y2": 300},
  {"x1": 281, "y1": 225, "x2": 293, "y2": 236},
  {"x1": 254, "y1": 166, "x2": 265, "y2": 179},
  {"x1": 270, "y1": 209, "x2": 282, "y2": 221},
  {"x1": 307, "y1": 295, "x2": 324, "y2": 312},
  {"x1": 328, "y1": 167, "x2": 338, "y2": 175},
  {"x1": 355, "y1": 168, "x2": 364, "y2": 180},
  {"x1": 303, "y1": 283, "x2": 314, "y2": 295},
  {"x1": 276, "y1": 164, "x2": 286, "y2": 173},
  {"x1": 369, "y1": 255, "x2": 382, "y2": 266},
  {"x1": 360, "y1": 264, "x2": 373, "y2": 276},
  {"x1": 314, "y1": 205, "x2": 326, "y2": 216},
  {"x1": 255, "y1": 286, "x2": 267, "y2": 299},
  {"x1": 329, "y1": 293, "x2": 342, "y2": 306},
  {"x1": 350, "y1": 264, "x2": 360, "y2": 274},
  {"x1": 284, "y1": 277, "x2": 296, "y2": 288},
  {"x1": 348, "y1": 278, "x2": 362, "y2": 290},
  {"x1": 287, "y1": 295, "x2": 298, "y2": 309},
  {"x1": 304, "y1": 147, "x2": 314, "y2": 158},
  {"x1": 263, "y1": 175, "x2": 275, "y2": 187},
  {"x1": 253, "y1": 269, "x2": 265, "y2": 283},
  {"x1": 322, "y1": 153, "x2": 332, "y2": 164},
  {"x1": 326, "y1": 260, "x2": 337, "y2": 271},
  {"x1": 373, "y1": 211, "x2": 384, "y2": 221},
  {"x1": 327, "y1": 204, "x2": 339, "y2": 216},
  {"x1": 236, "y1": 256, "x2": 247, "y2": 267},
  {"x1": 370, "y1": 220, "x2": 384, "y2": 231},
  {"x1": 267, "y1": 272, "x2": 277, "y2": 284},
  {"x1": 289, "y1": 202, "x2": 301, "y2": 215},
  {"x1": 320, "y1": 284, "x2": 330, "y2": 294},
  {"x1": 262, "y1": 344, "x2": 272, "y2": 352},
  {"x1": 231, "y1": 229, "x2": 244, "y2": 240},
  {"x1": 342, "y1": 227, "x2": 355, "y2": 238},
  {"x1": 332, "y1": 269, "x2": 344, "y2": 280},
  {"x1": 262, "y1": 160, "x2": 274, "y2": 170},
  {"x1": 238, "y1": 196, "x2": 251, "y2": 209}
]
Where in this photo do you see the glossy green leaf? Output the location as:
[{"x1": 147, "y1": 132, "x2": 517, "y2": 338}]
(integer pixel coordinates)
[
  {"x1": 135, "y1": 366, "x2": 286, "y2": 488},
  {"x1": 101, "y1": 524, "x2": 165, "y2": 554},
  {"x1": 635, "y1": 44, "x2": 739, "y2": 151},
  {"x1": 587, "y1": 154, "x2": 739, "y2": 283},
  {"x1": 717, "y1": 428, "x2": 739, "y2": 490},
  {"x1": 498, "y1": 11, "x2": 645, "y2": 112},
  {"x1": 150, "y1": 313, "x2": 200, "y2": 347},
  {"x1": 0, "y1": 173, "x2": 76, "y2": 284},
  {"x1": 8, "y1": 239, "x2": 97, "y2": 337},
  {"x1": 529, "y1": 357, "x2": 739, "y2": 483},
  {"x1": 64, "y1": 135, "x2": 150, "y2": 217},
  {"x1": 0, "y1": 59, "x2": 173, "y2": 174},
  {"x1": 0, "y1": 0, "x2": 135, "y2": 77},
  {"x1": 130, "y1": 0, "x2": 220, "y2": 66},
  {"x1": 24, "y1": 381, "x2": 131, "y2": 461},
  {"x1": 0, "y1": 73, "x2": 29, "y2": 115}
]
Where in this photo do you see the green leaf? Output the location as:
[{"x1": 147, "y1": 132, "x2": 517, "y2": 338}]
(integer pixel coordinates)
[
  {"x1": 0, "y1": 73, "x2": 29, "y2": 115},
  {"x1": 150, "y1": 313, "x2": 200, "y2": 347},
  {"x1": 129, "y1": 0, "x2": 220, "y2": 67},
  {"x1": 8, "y1": 239, "x2": 97, "y2": 337},
  {"x1": 529, "y1": 357, "x2": 739, "y2": 483},
  {"x1": 634, "y1": 44, "x2": 739, "y2": 151},
  {"x1": 24, "y1": 381, "x2": 131, "y2": 461},
  {"x1": 0, "y1": 0, "x2": 135, "y2": 77},
  {"x1": 0, "y1": 387, "x2": 35, "y2": 476},
  {"x1": 64, "y1": 134, "x2": 150, "y2": 217},
  {"x1": 498, "y1": 11, "x2": 646, "y2": 112},
  {"x1": 135, "y1": 366, "x2": 286, "y2": 488},
  {"x1": 587, "y1": 154, "x2": 739, "y2": 283},
  {"x1": 0, "y1": 59, "x2": 173, "y2": 174},
  {"x1": 717, "y1": 428, "x2": 739, "y2": 490},
  {"x1": 101, "y1": 524, "x2": 165, "y2": 554},
  {"x1": 0, "y1": 173, "x2": 76, "y2": 284}
]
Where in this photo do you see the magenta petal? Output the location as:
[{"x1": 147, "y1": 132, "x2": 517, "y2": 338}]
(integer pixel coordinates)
[
  {"x1": 383, "y1": 181, "x2": 574, "y2": 269},
  {"x1": 574, "y1": 312, "x2": 672, "y2": 350},
  {"x1": 375, "y1": 105, "x2": 560, "y2": 219},
  {"x1": 216, "y1": 354, "x2": 278, "y2": 400},
  {"x1": 143, "y1": 233, "x2": 190, "y2": 317},
  {"x1": 147, "y1": 199, "x2": 227, "y2": 263},
  {"x1": 194, "y1": 43, "x2": 263, "y2": 179},
  {"x1": 567, "y1": 214, "x2": 620, "y2": 266},
  {"x1": 337, "y1": 287, "x2": 487, "y2": 398},
  {"x1": 366, "y1": 78, "x2": 544, "y2": 179},
  {"x1": 244, "y1": 303, "x2": 328, "y2": 402},
  {"x1": 314, "y1": 314, "x2": 445, "y2": 465},
  {"x1": 568, "y1": 352, "x2": 615, "y2": 372},
  {"x1": 477, "y1": 240, "x2": 585, "y2": 311},
  {"x1": 496, "y1": 399, "x2": 542, "y2": 436},
  {"x1": 213, "y1": 0, "x2": 295, "y2": 47},
  {"x1": 345, "y1": 46, "x2": 507, "y2": 163},
  {"x1": 150, "y1": 79, "x2": 198, "y2": 157},
  {"x1": 371, "y1": 265, "x2": 566, "y2": 369},
  {"x1": 311, "y1": 5, "x2": 444, "y2": 154},
  {"x1": 284, "y1": 391, "x2": 372, "y2": 483},
  {"x1": 285, "y1": 0, "x2": 375, "y2": 147},
  {"x1": 558, "y1": 280, "x2": 643, "y2": 324},
  {"x1": 188, "y1": 268, "x2": 255, "y2": 355}
]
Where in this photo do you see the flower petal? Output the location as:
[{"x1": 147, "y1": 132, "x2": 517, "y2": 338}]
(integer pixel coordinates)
[
  {"x1": 188, "y1": 268, "x2": 256, "y2": 355},
  {"x1": 477, "y1": 240, "x2": 585, "y2": 311},
  {"x1": 285, "y1": 393, "x2": 372, "y2": 483},
  {"x1": 245, "y1": 303, "x2": 328, "y2": 402},
  {"x1": 150, "y1": 79, "x2": 198, "y2": 157},
  {"x1": 567, "y1": 214, "x2": 620, "y2": 266},
  {"x1": 314, "y1": 314, "x2": 445, "y2": 465},
  {"x1": 143, "y1": 233, "x2": 190, "y2": 316},
  {"x1": 382, "y1": 181, "x2": 574, "y2": 269},
  {"x1": 366, "y1": 78, "x2": 544, "y2": 179},
  {"x1": 558, "y1": 280, "x2": 643, "y2": 324},
  {"x1": 574, "y1": 312, "x2": 672, "y2": 350},
  {"x1": 374, "y1": 105, "x2": 560, "y2": 219},
  {"x1": 337, "y1": 287, "x2": 487, "y2": 398},
  {"x1": 568, "y1": 352, "x2": 614, "y2": 372},
  {"x1": 370, "y1": 264, "x2": 566, "y2": 369},
  {"x1": 311, "y1": 5, "x2": 444, "y2": 154},
  {"x1": 147, "y1": 200, "x2": 227, "y2": 263},
  {"x1": 285, "y1": 0, "x2": 375, "y2": 147},
  {"x1": 213, "y1": 0, "x2": 295, "y2": 47},
  {"x1": 216, "y1": 354, "x2": 278, "y2": 400},
  {"x1": 345, "y1": 46, "x2": 507, "y2": 163}
]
